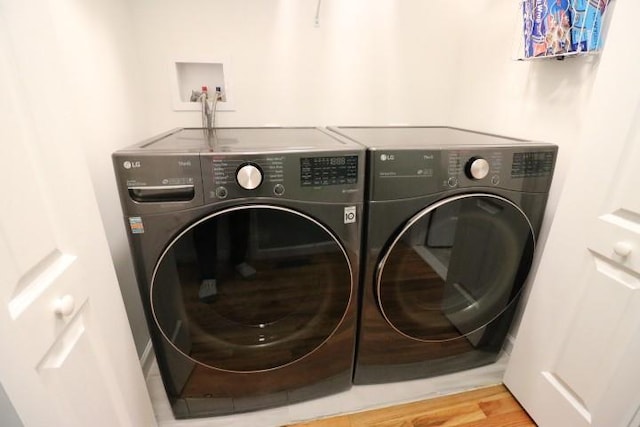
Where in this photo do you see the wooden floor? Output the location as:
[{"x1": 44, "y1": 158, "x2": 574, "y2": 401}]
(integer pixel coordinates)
[{"x1": 286, "y1": 384, "x2": 536, "y2": 427}]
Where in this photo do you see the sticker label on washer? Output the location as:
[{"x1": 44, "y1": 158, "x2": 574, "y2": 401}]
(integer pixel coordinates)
[
  {"x1": 344, "y1": 206, "x2": 356, "y2": 224},
  {"x1": 129, "y1": 217, "x2": 145, "y2": 234}
]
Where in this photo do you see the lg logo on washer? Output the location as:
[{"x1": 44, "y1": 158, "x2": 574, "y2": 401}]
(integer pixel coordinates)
[
  {"x1": 123, "y1": 160, "x2": 141, "y2": 169},
  {"x1": 380, "y1": 154, "x2": 395, "y2": 161}
]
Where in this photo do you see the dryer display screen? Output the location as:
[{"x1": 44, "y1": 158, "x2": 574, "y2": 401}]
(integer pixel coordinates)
[
  {"x1": 511, "y1": 151, "x2": 555, "y2": 178},
  {"x1": 300, "y1": 156, "x2": 358, "y2": 186}
]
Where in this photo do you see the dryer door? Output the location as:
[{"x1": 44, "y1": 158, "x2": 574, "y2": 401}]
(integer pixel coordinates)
[
  {"x1": 376, "y1": 194, "x2": 535, "y2": 344},
  {"x1": 150, "y1": 205, "x2": 353, "y2": 372}
]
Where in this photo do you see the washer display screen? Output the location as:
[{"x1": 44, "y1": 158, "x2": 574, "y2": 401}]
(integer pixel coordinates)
[{"x1": 300, "y1": 156, "x2": 358, "y2": 187}]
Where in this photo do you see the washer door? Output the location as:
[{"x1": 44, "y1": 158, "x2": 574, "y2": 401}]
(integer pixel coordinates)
[
  {"x1": 377, "y1": 194, "x2": 535, "y2": 343},
  {"x1": 151, "y1": 205, "x2": 353, "y2": 372}
]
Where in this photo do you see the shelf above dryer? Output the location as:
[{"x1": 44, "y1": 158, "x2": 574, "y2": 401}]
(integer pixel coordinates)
[{"x1": 514, "y1": 0, "x2": 614, "y2": 61}]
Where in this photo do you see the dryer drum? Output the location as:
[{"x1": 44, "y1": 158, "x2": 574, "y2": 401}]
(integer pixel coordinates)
[
  {"x1": 376, "y1": 194, "x2": 535, "y2": 343},
  {"x1": 150, "y1": 205, "x2": 353, "y2": 373}
]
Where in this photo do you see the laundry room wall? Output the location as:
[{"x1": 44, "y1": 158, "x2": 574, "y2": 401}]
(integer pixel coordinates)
[{"x1": 128, "y1": 0, "x2": 459, "y2": 130}]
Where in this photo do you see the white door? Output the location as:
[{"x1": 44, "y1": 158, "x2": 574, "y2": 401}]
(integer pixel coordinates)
[
  {"x1": 0, "y1": 3, "x2": 155, "y2": 427},
  {"x1": 504, "y1": 1, "x2": 640, "y2": 425}
]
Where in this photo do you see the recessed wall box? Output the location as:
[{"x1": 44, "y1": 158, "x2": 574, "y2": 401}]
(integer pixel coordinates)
[{"x1": 170, "y1": 59, "x2": 235, "y2": 111}]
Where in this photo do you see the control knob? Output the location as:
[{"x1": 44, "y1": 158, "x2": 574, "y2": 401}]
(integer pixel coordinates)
[
  {"x1": 465, "y1": 157, "x2": 490, "y2": 180},
  {"x1": 236, "y1": 163, "x2": 263, "y2": 190}
]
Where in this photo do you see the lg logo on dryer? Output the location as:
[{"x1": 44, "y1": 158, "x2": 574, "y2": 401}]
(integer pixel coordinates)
[
  {"x1": 380, "y1": 154, "x2": 395, "y2": 161},
  {"x1": 123, "y1": 160, "x2": 141, "y2": 169}
]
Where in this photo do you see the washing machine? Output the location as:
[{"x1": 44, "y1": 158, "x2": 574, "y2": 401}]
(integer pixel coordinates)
[
  {"x1": 113, "y1": 127, "x2": 365, "y2": 418},
  {"x1": 328, "y1": 126, "x2": 557, "y2": 384}
]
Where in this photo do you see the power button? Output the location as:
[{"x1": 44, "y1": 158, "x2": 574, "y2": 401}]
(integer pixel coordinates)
[
  {"x1": 273, "y1": 184, "x2": 285, "y2": 196},
  {"x1": 215, "y1": 186, "x2": 228, "y2": 199}
]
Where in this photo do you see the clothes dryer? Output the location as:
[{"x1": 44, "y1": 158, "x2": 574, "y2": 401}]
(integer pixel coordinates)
[
  {"x1": 328, "y1": 126, "x2": 557, "y2": 384},
  {"x1": 113, "y1": 128, "x2": 365, "y2": 417}
]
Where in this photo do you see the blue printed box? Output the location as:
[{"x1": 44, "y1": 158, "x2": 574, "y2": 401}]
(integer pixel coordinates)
[
  {"x1": 523, "y1": 0, "x2": 573, "y2": 58},
  {"x1": 571, "y1": 0, "x2": 609, "y2": 52}
]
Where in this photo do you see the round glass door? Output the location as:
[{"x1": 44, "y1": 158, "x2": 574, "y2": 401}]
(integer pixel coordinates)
[
  {"x1": 377, "y1": 194, "x2": 535, "y2": 342},
  {"x1": 151, "y1": 205, "x2": 352, "y2": 372}
]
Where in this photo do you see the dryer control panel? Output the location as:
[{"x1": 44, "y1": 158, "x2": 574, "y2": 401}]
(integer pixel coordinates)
[
  {"x1": 368, "y1": 146, "x2": 557, "y2": 201},
  {"x1": 510, "y1": 151, "x2": 556, "y2": 178}
]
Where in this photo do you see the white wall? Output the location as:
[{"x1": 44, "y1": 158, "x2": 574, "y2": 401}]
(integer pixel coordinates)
[
  {"x1": 129, "y1": 0, "x2": 459, "y2": 131},
  {"x1": 44, "y1": 0, "x2": 151, "y2": 357}
]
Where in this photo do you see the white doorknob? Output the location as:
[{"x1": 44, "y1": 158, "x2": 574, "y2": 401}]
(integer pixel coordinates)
[
  {"x1": 54, "y1": 295, "x2": 75, "y2": 317},
  {"x1": 614, "y1": 241, "x2": 633, "y2": 258}
]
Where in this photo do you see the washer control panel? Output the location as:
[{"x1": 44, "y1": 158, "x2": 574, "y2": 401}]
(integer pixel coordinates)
[
  {"x1": 209, "y1": 156, "x2": 284, "y2": 187},
  {"x1": 300, "y1": 155, "x2": 359, "y2": 187},
  {"x1": 113, "y1": 128, "x2": 366, "y2": 213},
  {"x1": 200, "y1": 152, "x2": 362, "y2": 203}
]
